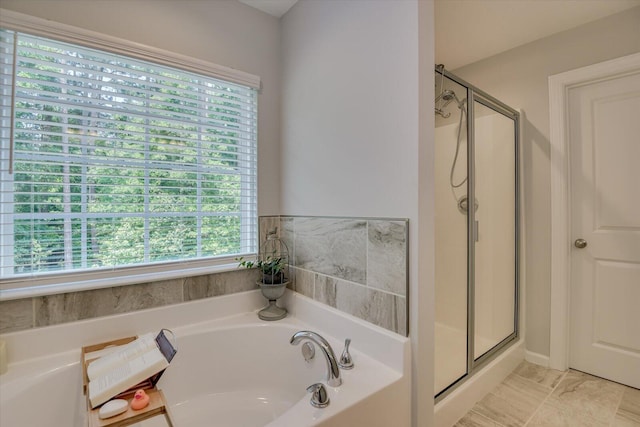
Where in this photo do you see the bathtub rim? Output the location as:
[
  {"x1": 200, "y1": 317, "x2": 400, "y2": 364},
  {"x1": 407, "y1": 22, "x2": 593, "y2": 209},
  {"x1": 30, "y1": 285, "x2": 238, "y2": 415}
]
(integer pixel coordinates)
[
  {"x1": 1, "y1": 289, "x2": 411, "y2": 427},
  {"x1": 0, "y1": 289, "x2": 409, "y2": 379}
]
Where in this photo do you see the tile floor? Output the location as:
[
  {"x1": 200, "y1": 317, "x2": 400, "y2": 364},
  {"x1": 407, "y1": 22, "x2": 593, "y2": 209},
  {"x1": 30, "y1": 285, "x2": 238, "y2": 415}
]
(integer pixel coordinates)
[{"x1": 455, "y1": 361, "x2": 640, "y2": 427}]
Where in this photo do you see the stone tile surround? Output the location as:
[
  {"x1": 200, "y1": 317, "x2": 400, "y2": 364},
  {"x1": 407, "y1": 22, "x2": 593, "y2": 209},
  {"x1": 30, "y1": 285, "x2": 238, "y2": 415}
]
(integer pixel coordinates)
[
  {"x1": 1, "y1": 215, "x2": 409, "y2": 337},
  {"x1": 0, "y1": 269, "x2": 259, "y2": 334},
  {"x1": 262, "y1": 215, "x2": 409, "y2": 336}
]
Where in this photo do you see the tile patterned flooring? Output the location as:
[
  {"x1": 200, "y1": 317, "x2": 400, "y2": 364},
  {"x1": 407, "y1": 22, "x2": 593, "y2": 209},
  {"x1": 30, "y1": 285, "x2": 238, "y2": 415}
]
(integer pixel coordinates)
[{"x1": 455, "y1": 361, "x2": 640, "y2": 427}]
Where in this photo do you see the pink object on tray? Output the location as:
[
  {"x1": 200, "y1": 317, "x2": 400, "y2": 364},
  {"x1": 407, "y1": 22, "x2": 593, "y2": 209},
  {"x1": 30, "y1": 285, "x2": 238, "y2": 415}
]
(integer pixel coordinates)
[{"x1": 130, "y1": 389, "x2": 150, "y2": 410}]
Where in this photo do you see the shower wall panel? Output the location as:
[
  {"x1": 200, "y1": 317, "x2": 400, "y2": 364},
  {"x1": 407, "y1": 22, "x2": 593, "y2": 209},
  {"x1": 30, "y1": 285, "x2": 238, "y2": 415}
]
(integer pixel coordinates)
[{"x1": 473, "y1": 108, "x2": 517, "y2": 359}]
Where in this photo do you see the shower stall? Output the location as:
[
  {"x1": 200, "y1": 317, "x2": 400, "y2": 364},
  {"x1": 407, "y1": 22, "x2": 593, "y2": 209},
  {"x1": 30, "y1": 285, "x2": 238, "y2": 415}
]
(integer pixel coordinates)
[{"x1": 434, "y1": 65, "x2": 520, "y2": 400}]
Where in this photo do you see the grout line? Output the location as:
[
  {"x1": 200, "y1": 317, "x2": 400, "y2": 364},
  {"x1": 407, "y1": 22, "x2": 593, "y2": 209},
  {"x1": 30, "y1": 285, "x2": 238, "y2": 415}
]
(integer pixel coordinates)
[
  {"x1": 609, "y1": 382, "x2": 627, "y2": 427},
  {"x1": 511, "y1": 368, "x2": 559, "y2": 391},
  {"x1": 516, "y1": 368, "x2": 569, "y2": 427},
  {"x1": 469, "y1": 409, "x2": 509, "y2": 427},
  {"x1": 564, "y1": 369, "x2": 630, "y2": 427},
  {"x1": 291, "y1": 267, "x2": 406, "y2": 298},
  {"x1": 521, "y1": 365, "x2": 568, "y2": 426},
  {"x1": 458, "y1": 361, "x2": 635, "y2": 427},
  {"x1": 364, "y1": 220, "x2": 368, "y2": 288}
]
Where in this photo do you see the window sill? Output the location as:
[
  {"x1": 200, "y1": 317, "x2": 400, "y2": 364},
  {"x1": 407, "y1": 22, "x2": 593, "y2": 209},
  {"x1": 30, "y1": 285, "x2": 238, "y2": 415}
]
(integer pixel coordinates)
[{"x1": 0, "y1": 259, "x2": 246, "y2": 301}]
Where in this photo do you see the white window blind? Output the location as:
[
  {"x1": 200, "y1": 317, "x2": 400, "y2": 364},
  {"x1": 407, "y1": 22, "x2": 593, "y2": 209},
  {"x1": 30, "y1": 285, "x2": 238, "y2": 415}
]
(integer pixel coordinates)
[{"x1": 0, "y1": 29, "x2": 258, "y2": 282}]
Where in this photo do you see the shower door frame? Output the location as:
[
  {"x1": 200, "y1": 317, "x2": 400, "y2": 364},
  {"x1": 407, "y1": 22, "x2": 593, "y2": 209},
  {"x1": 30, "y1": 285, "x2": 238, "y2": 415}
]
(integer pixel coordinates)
[{"x1": 435, "y1": 66, "x2": 521, "y2": 401}]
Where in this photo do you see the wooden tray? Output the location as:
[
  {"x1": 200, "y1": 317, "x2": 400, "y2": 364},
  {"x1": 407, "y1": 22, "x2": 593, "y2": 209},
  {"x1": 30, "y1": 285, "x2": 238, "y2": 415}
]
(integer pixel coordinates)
[
  {"x1": 87, "y1": 388, "x2": 171, "y2": 427},
  {"x1": 82, "y1": 337, "x2": 174, "y2": 427}
]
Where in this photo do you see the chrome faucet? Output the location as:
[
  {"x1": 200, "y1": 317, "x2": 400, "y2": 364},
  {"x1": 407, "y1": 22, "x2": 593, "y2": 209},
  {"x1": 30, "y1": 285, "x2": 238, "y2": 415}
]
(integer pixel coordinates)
[{"x1": 290, "y1": 330, "x2": 342, "y2": 387}]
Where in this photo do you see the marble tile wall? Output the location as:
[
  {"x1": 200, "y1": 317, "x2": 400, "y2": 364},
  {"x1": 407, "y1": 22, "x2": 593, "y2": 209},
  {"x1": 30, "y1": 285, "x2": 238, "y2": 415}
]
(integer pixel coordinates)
[
  {"x1": 0, "y1": 269, "x2": 259, "y2": 334},
  {"x1": 262, "y1": 216, "x2": 409, "y2": 336},
  {"x1": 2, "y1": 215, "x2": 409, "y2": 336}
]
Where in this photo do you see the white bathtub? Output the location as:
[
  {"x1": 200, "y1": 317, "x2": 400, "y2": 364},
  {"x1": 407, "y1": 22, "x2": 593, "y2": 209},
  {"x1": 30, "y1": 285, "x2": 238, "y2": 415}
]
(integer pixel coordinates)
[{"x1": 0, "y1": 290, "x2": 410, "y2": 427}]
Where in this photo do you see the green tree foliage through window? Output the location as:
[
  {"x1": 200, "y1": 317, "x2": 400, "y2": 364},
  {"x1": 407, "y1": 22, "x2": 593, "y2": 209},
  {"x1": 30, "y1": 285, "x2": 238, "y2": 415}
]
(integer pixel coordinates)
[{"x1": 0, "y1": 30, "x2": 258, "y2": 277}]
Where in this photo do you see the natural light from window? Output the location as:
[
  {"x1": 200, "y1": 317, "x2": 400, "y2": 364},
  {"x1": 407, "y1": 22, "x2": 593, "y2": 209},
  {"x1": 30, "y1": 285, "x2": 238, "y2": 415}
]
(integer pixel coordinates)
[{"x1": 0, "y1": 29, "x2": 258, "y2": 288}]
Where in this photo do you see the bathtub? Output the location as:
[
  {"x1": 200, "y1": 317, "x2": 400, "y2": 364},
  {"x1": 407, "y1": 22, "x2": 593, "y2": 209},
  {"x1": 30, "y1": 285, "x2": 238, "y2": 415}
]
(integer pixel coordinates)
[{"x1": 0, "y1": 290, "x2": 410, "y2": 427}]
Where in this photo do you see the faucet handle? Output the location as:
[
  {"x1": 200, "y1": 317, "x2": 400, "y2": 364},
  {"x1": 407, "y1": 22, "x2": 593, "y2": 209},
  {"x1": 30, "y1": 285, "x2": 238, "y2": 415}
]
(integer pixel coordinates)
[
  {"x1": 306, "y1": 383, "x2": 330, "y2": 408},
  {"x1": 338, "y1": 338, "x2": 354, "y2": 369}
]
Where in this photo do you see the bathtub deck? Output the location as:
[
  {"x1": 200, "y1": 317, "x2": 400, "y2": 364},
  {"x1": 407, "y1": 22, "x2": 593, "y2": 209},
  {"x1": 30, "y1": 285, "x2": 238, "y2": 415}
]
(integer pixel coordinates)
[{"x1": 1, "y1": 290, "x2": 411, "y2": 427}]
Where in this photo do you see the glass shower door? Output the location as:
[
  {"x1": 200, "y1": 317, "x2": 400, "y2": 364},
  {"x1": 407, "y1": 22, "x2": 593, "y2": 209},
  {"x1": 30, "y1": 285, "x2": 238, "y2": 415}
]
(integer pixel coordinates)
[
  {"x1": 434, "y1": 65, "x2": 519, "y2": 400},
  {"x1": 472, "y1": 99, "x2": 517, "y2": 361}
]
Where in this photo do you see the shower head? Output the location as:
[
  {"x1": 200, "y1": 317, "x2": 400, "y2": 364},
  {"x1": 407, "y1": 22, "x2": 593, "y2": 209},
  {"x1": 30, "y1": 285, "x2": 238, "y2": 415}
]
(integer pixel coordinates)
[
  {"x1": 435, "y1": 89, "x2": 464, "y2": 108},
  {"x1": 435, "y1": 88, "x2": 466, "y2": 118},
  {"x1": 440, "y1": 90, "x2": 456, "y2": 102}
]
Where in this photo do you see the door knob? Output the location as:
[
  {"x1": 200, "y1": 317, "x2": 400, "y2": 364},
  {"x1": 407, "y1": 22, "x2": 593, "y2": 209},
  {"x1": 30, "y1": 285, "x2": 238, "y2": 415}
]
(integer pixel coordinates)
[{"x1": 574, "y1": 239, "x2": 587, "y2": 249}]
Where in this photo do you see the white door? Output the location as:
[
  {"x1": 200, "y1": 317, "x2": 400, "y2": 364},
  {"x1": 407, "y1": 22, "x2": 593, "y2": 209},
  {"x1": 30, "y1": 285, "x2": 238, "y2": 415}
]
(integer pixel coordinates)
[{"x1": 568, "y1": 69, "x2": 640, "y2": 388}]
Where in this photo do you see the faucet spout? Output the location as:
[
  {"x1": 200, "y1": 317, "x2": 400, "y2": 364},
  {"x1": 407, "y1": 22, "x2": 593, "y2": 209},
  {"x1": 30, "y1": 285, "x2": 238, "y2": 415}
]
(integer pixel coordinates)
[{"x1": 290, "y1": 330, "x2": 342, "y2": 387}]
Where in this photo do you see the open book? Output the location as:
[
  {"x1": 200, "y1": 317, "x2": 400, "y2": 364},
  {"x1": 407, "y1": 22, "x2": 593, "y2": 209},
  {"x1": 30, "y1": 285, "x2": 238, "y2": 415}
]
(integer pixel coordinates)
[{"x1": 87, "y1": 330, "x2": 177, "y2": 408}]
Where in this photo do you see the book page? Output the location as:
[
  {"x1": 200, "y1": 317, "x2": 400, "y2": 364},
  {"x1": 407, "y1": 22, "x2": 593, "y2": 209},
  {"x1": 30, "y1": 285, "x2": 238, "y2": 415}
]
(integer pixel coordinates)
[
  {"x1": 87, "y1": 333, "x2": 156, "y2": 381},
  {"x1": 88, "y1": 347, "x2": 168, "y2": 408},
  {"x1": 84, "y1": 344, "x2": 123, "y2": 363}
]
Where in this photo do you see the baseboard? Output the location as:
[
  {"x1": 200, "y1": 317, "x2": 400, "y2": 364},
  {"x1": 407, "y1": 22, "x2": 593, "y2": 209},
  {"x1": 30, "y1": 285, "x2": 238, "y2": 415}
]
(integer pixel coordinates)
[
  {"x1": 525, "y1": 350, "x2": 550, "y2": 367},
  {"x1": 435, "y1": 340, "x2": 525, "y2": 427}
]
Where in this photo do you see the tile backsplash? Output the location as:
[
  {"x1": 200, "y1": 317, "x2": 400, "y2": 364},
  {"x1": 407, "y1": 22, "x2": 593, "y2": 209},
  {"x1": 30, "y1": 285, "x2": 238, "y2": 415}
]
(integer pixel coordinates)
[
  {"x1": 264, "y1": 216, "x2": 408, "y2": 336},
  {"x1": 1, "y1": 215, "x2": 408, "y2": 337},
  {"x1": 0, "y1": 269, "x2": 259, "y2": 334}
]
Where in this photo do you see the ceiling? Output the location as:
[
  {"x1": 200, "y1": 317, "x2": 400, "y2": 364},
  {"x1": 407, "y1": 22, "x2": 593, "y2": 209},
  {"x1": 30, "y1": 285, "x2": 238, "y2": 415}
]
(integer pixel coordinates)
[
  {"x1": 237, "y1": 0, "x2": 640, "y2": 70},
  {"x1": 238, "y1": 0, "x2": 298, "y2": 17},
  {"x1": 436, "y1": 0, "x2": 640, "y2": 70}
]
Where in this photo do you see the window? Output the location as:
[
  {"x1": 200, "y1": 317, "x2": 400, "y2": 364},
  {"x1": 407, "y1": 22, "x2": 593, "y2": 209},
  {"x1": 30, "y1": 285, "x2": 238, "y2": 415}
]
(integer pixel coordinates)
[{"x1": 0, "y1": 26, "x2": 258, "y2": 289}]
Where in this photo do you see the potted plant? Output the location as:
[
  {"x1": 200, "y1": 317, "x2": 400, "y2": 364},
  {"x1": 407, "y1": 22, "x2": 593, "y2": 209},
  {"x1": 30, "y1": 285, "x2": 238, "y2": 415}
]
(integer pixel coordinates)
[
  {"x1": 237, "y1": 256, "x2": 286, "y2": 285},
  {"x1": 237, "y1": 253, "x2": 289, "y2": 321}
]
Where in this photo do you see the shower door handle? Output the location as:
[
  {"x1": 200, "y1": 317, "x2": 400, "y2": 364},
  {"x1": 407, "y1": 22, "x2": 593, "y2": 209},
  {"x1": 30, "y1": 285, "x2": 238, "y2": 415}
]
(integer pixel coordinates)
[{"x1": 574, "y1": 239, "x2": 587, "y2": 249}]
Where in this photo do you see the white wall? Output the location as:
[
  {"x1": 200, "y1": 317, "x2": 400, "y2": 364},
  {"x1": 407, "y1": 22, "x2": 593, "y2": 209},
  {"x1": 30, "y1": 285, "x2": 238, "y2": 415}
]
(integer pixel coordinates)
[
  {"x1": 454, "y1": 7, "x2": 640, "y2": 357},
  {"x1": 281, "y1": 1, "x2": 435, "y2": 425},
  {"x1": 281, "y1": 0, "x2": 418, "y2": 218},
  {"x1": 0, "y1": 0, "x2": 282, "y2": 216}
]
